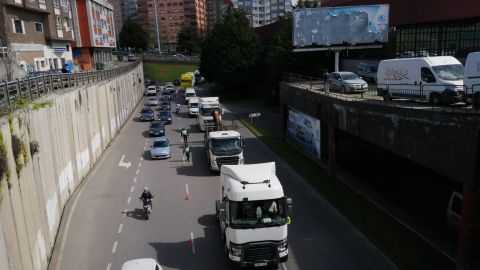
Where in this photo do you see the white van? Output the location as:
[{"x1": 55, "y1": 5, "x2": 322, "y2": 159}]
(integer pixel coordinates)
[
  {"x1": 184, "y1": 87, "x2": 196, "y2": 104},
  {"x1": 377, "y1": 56, "x2": 465, "y2": 105},
  {"x1": 464, "y1": 52, "x2": 480, "y2": 107},
  {"x1": 188, "y1": 97, "x2": 199, "y2": 117}
]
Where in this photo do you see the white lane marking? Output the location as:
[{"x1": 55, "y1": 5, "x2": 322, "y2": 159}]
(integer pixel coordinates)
[
  {"x1": 185, "y1": 184, "x2": 189, "y2": 196},
  {"x1": 130, "y1": 186, "x2": 134, "y2": 193},
  {"x1": 280, "y1": 263, "x2": 288, "y2": 270},
  {"x1": 144, "y1": 147, "x2": 147, "y2": 150},
  {"x1": 107, "y1": 263, "x2": 111, "y2": 270},
  {"x1": 137, "y1": 162, "x2": 142, "y2": 168},
  {"x1": 133, "y1": 177, "x2": 137, "y2": 183},
  {"x1": 123, "y1": 209, "x2": 128, "y2": 216},
  {"x1": 140, "y1": 156, "x2": 144, "y2": 161},
  {"x1": 117, "y1": 224, "x2": 123, "y2": 234},
  {"x1": 190, "y1": 232, "x2": 196, "y2": 254},
  {"x1": 112, "y1": 241, "x2": 118, "y2": 253},
  {"x1": 136, "y1": 169, "x2": 140, "y2": 175},
  {"x1": 118, "y1": 155, "x2": 132, "y2": 169},
  {"x1": 127, "y1": 197, "x2": 131, "y2": 204},
  {"x1": 145, "y1": 141, "x2": 147, "y2": 146}
]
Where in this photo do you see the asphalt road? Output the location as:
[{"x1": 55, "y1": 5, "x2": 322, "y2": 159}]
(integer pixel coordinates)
[{"x1": 50, "y1": 86, "x2": 398, "y2": 270}]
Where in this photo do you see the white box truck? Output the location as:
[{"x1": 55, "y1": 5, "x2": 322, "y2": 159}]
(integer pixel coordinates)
[
  {"x1": 197, "y1": 97, "x2": 221, "y2": 131},
  {"x1": 377, "y1": 56, "x2": 465, "y2": 105},
  {"x1": 205, "y1": 126, "x2": 244, "y2": 172},
  {"x1": 188, "y1": 97, "x2": 199, "y2": 117},
  {"x1": 216, "y1": 162, "x2": 292, "y2": 267},
  {"x1": 464, "y1": 52, "x2": 480, "y2": 107}
]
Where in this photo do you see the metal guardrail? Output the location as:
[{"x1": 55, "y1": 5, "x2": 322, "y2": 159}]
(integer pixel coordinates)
[
  {"x1": 283, "y1": 73, "x2": 480, "y2": 113},
  {"x1": 0, "y1": 61, "x2": 141, "y2": 108}
]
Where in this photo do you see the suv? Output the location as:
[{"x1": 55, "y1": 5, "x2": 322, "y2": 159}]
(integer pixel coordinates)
[
  {"x1": 356, "y1": 63, "x2": 378, "y2": 83},
  {"x1": 146, "y1": 85, "x2": 157, "y2": 96}
]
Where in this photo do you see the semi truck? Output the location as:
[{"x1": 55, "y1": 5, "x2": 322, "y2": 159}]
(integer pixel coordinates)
[
  {"x1": 196, "y1": 97, "x2": 221, "y2": 131},
  {"x1": 216, "y1": 162, "x2": 292, "y2": 267},
  {"x1": 204, "y1": 122, "x2": 244, "y2": 171}
]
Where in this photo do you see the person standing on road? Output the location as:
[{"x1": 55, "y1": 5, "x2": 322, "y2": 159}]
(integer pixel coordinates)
[
  {"x1": 183, "y1": 144, "x2": 191, "y2": 162},
  {"x1": 181, "y1": 127, "x2": 189, "y2": 147}
]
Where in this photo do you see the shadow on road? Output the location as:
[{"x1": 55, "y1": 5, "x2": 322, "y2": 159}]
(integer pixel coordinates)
[{"x1": 125, "y1": 208, "x2": 146, "y2": 220}]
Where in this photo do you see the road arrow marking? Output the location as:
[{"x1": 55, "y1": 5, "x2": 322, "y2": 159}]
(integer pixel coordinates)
[{"x1": 118, "y1": 155, "x2": 131, "y2": 169}]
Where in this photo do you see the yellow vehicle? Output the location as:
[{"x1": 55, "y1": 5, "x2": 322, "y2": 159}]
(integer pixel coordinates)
[{"x1": 180, "y1": 73, "x2": 193, "y2": 90}]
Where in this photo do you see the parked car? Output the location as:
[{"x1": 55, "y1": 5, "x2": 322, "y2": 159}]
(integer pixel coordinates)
[
  {"x1": 150, "y1": 137, "x2": 171, "y2": 159},
  {"x1": 146, "y1": 85, "x2": 157, "y2": 96},
  {"x1": 148, "y1": 121, "x2": 165, "y2": 137},
  {"x1": 147, "y1": 97, "x2": 160, "y2": 106},
  {"x1": 327, "y1": 72, "x2": 368, "y2": 93},
  {"x1": 127, "y1": 54, "x2": 136, "y2": 62},
  {"x1": 139, "y1": 108, "x2": 155, "y2": 121},
  {"x1": 157, "y1": 110, "x2": 172, "y2": 124},
  {"x1": 121, "y1": 258, "x2": 163, "y2": 270},
  {"x1": 356, "y1": 63, "x2": 378, "y2": 83},
  {"x1": 158, "y1": 101, "x2": 171, "y2": 111}
]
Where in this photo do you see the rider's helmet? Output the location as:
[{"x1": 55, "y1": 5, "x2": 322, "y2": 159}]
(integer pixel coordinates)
[{"x1": 144, "y1": 187, "x2": 148, "y2": 191}]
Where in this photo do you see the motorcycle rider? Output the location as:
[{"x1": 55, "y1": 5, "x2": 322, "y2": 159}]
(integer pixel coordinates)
[
  {"x1": 175, "y1": 103, "x2": 181, "y2": 113},
  {"x1": 139, "y1": 187, "x2": 154, "y2": 219}
]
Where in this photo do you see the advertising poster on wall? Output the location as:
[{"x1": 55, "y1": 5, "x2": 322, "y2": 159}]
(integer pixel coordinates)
[{"x1": 287, "y1": 108, "x2": 321, "y2": 159}]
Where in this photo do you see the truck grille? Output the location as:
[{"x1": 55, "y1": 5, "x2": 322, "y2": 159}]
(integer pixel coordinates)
[
  {"x1": 244, "y1": 245, "x2": 275, "y2": 263},
  {"x1": 204, "y1": 119, "x2": 216, "y2": 127},
  {"x1": 216, "y1": 156, "x2": 240, "y2": 167}
]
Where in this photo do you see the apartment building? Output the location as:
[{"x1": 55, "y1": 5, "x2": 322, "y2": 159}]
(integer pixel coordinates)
[
  {"x1": 71, "y1": 0, "x2": 116, "y2": 70},
  {"x1": 232, "y1": 0, "x2": 292, "y2": 27},
  {"x1": 0, "y1": 0, "x2": 75, "y2": 75},
  {"x1": 109, "y1": 0, "x2": 124, "y2": 40}
]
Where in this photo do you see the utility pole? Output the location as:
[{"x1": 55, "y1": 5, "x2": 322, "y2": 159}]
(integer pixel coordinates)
[{"x1": 153, "y1": 0, "x2": 161, "y2": 55}]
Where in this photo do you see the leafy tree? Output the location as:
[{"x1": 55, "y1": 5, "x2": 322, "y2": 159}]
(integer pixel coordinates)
[
  {"x1": 177, "y1": 27, "x2": 200, "y2": 54},
  {"x1": 200, "y1": 7, "x2": 261, "y2": 91},
  {"x1": 118, "y1": 19, "x2": 148, "y2": 50}
]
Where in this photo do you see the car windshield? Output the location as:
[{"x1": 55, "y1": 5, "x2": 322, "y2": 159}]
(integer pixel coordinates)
[
  {"x1": 189, "y1": 103, "x2": 198, "y2": 108},
  {"x1": 186, "y1": 93, "x2": 195, "y2": 97},
  {"x1": 211, "y1": 138, "x2": 242, "y2": 156},
  {"x1": 341, "y1": 73, "x2": 360, "y2": 80},
  {"x1": 150, "y1": 122, "x2": 163, "y2": 128},
  {"x1": 159, "y1": 111, "x2": 170, "y2": 116},
  {"x1": 229, "y1": 198, "x2": 287, "y2": 228},
  {"x1": 432, "y1": 64, "x2": 464, "y2": 81},
  {"x1": 153, "y1": 141, "x2": 168, "y2": 148},
  {"x1": 141, "y1": 109, "x2": 152, "y2": 114},
  {"x1": 200, "y1": 107, "x2": 217, "y2": 116}
]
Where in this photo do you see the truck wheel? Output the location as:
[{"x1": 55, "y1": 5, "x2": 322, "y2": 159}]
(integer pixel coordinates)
[{"x1": 430, "y1": 93, "x2": 441, "y2": 105}]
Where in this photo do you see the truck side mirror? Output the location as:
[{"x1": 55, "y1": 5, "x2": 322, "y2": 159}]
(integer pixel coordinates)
[{"x1": 286, "y1": 197, "x2": 293, "y2": 216}]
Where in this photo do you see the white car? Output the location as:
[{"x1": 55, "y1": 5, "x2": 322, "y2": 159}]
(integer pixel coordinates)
[
  {"x1": 121, "y1": 258, "x2": 163, "y2": 270},
  {"x1": 146, "y1": 85, "x2": 157, "y2": 96},
  {"x1": 163, "y1": 84, "x2": 174, "y2": 92},
  {"x1": 147, "y1": 97, "x2": 159, "y2": 106}
]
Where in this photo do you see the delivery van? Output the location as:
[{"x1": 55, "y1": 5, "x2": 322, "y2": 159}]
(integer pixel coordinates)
[
  {"x1": 184, "y1": 87, "x2": 196, "y2": 104},
  {"x1": 464, "y1": 52, "x2": 480, "y2": 108},
  {"x1": 377, "y1": 56, "x2": 465, "y2": 105}
]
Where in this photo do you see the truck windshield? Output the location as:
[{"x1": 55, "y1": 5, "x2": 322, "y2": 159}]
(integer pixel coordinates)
[
  {"x1": 432, "y1": 64, "x2": 464, "y2": 81},
  {"x1": 200, "y1": 107, "x2": 217, "y2": 116},
  {"x1": 229, "y1": 198, "x2": 287, "y2": 228},
  {"x1": 186, "y1": 93, "x2": 195, "y2": 97},
  {"x1": 189, "y1": 103, "x2": 198, "y2": 108},
  {"x1": 211, "y1": 138, "x2": 242, "y2": 156}
]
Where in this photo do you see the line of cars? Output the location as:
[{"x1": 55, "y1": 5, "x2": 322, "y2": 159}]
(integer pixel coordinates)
[{"x1": 140, "y1": 81, "x2": 178, "y2": 160}]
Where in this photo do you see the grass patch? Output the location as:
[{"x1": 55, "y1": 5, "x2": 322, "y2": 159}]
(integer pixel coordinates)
[
  {"x1": 239, "y1": 116, "x2": 456, "y2": 270},
  {"x1": 142, "y1": 62, "x2": 198, "y2": 83}
]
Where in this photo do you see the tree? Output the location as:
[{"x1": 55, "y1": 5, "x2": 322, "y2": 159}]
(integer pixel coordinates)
[
  {"x1": 177, "y1": 27, "x2": 200, "y2": 54},
  {"x1": 200, "y1": 7, "x2": 261, "y2": 91},
  {"x1": 118, "y1": 20, "x2": 148, "y2": 50}
]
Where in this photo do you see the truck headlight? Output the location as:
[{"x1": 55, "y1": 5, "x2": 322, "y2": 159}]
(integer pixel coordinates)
[
  {"x1": 230, "y1": 246, "x2": 242, "y2": 256},
  {"x1": 168, "y1": 118, "x2": 171, "y2": 120},
  {"x1": 277, "y1": 240, "x2": 288, "y2": 253}
]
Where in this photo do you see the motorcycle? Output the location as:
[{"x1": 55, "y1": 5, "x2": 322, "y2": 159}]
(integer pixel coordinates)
[
  {"x1": 175, "y1": 104, "x2": 181, "y2": 114},
  {"x1": 140, "y1": 198, "x2": 152, "y2": 220}
]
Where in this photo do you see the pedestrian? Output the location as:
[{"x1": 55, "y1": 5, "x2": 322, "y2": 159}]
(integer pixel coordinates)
[{"x1": 183, "y1": 144, "x2": 191, "y2": 162}]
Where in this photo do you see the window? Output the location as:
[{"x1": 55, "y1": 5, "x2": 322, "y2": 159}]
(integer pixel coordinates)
[
  {"x1": 421, "y1": 67, "x2": 436, "y2": 83},
  {"x1": 55, "y1": 16, "x2": 62, "y2": 29},
  {"x1": 54, "y1": 0, "x2": 59, "y2": 7},
  {"x1": 66, "y1": 45, "x2": 70, "y2": 51},
  {"x1": 13, "y1": 19, "x2": 24, "y2": 34},
  {"x1": 34, "y1": 22, "x2": 43, "y2": 32}
]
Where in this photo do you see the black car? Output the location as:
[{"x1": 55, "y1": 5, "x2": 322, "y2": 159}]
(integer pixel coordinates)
[
  {"x1": 157, "y1": 110, "x2": 172, "y2": 124},
  {"x1": 140, "y1": 108, "x2": 155, "y2": 121},
  {"x1": 158, "y1": 101, "x2": 171, "y2": 111},
  {"x1": 161, "y1": 92, "x2": 173, "y2": 101},
  {"x1": 149, "y1": 121, "x2": 165, "y2": 137},
  {"x1": 172, "y1": 79, "x2": 180, "y2": 86}
]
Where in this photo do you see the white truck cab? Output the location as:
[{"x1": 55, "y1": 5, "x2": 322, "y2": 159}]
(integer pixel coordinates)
[
  {"x1": 216, "y1": 162, "x2": 292, "y2": 268},
  {"x1": 184, "y1": 87, "x2": 196, "y2": 104},
  {"x1": 197, "y1": 97, "x2": 221, "y2": 131},
  {"x1": 205, "y1": 129, "x2": 244, "y2": 171}
]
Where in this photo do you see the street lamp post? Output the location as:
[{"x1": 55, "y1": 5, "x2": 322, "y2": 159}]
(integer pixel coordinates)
[{"x1": 153, "y1": 0, "x2": 161, "y2": 55}]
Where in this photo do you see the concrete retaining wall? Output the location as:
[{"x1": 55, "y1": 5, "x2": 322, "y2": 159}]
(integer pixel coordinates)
[{"x1": 0, "y1": 63, "x2": 144, "y2": 270}]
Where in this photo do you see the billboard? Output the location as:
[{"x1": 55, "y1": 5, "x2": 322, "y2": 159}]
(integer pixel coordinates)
[
  {"x1": 293, "y1": 5, "x2": 390, "y2": 47},
  {"x1": 287, "y1": 108, "x2": 321, "y2": 159}
]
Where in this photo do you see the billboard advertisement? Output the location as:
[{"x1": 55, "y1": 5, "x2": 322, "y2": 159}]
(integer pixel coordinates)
[
  {"x1": 293, "y1": 5, "x2": 390, "y2": 47},
  {"x1": 287, "y1": 108, "x2": 321, "y2": 159}
]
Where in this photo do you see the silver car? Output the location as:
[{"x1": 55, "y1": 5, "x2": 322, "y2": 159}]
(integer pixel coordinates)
[
  {"x1": 150, "y1": 137, "x2": 171, "y2": 159},
  {"x1": 328, "y1": 72, "x2": 368, "y2": 93}
]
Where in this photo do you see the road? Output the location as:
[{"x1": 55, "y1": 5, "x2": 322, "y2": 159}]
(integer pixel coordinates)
[{"x1": 49, "y1": 86, "x2": 398, "y2": 270}]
